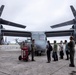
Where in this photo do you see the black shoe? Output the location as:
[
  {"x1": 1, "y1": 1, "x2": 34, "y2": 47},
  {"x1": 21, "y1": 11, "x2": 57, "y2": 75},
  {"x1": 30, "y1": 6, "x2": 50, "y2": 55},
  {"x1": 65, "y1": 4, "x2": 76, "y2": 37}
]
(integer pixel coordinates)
[
  {"x1": 31, "y1": 60, "x2": 35, "y2": 61},
  {"x1": 65, "y1": 59, "x2": 69, "y2": 60},
  {"x1": 56, "y1": 59, "x2": 58, "y2": 61},
  {"x1": 46, "y1": 62, "x2": 50, "y2": 63},
  {"x1": 53, "y1": 60, "x2": 56, "y2": 61},
  {"x1": 69, "y1": 64, "x2": 75, "y2": 67}
]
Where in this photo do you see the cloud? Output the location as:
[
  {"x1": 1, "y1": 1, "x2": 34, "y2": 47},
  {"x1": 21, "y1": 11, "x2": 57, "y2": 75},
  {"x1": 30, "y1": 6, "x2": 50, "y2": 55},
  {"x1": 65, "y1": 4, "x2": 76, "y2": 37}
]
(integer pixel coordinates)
[{"x1": 0, "y1": 0, "x2": 76, "y2": 42}]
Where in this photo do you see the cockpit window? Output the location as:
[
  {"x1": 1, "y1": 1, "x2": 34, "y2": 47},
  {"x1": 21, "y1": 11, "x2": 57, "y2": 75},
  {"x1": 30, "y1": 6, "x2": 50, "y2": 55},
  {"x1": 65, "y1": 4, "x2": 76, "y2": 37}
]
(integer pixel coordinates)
[
  {"x1": 32, "y1": 34, "x2": 39, "y2": 40},
  {"x1": 39, "y1": 34, "x2": 45, "y2": 40},
  {"x1": 32, "y1": 33, "x2": 46, "y2": 40}
]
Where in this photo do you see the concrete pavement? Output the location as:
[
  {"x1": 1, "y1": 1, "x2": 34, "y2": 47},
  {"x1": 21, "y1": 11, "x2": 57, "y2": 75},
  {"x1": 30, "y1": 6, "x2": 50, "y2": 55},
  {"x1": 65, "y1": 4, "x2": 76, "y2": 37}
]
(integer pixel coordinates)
[{"x1": 0, "y1": 51, "x2": 76, "y2": 75}]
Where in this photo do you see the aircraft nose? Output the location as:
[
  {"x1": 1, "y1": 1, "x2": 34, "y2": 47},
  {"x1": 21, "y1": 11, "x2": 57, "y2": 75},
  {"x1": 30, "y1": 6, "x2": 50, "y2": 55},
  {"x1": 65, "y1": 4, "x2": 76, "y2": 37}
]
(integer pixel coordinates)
[{"x1": 36, "y1": 45, "x2": 41, "y2": 49}]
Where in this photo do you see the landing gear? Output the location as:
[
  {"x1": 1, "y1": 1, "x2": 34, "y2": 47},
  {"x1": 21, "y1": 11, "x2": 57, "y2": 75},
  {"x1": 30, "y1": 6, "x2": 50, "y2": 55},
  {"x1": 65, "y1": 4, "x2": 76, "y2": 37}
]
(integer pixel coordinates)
[
  {"x1": 18, "y1": 55, "x2": 22, "y2": 60},
  {"x1": 35, "y1": 51, "x2": 42, "y2": 56}
]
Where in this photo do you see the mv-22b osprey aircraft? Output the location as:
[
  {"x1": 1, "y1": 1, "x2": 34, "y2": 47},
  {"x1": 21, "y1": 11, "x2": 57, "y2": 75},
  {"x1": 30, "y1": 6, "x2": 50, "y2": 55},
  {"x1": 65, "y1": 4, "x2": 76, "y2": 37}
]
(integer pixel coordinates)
[{"x1": 0, "y1": 5, "x2": 75, "y2": 55}]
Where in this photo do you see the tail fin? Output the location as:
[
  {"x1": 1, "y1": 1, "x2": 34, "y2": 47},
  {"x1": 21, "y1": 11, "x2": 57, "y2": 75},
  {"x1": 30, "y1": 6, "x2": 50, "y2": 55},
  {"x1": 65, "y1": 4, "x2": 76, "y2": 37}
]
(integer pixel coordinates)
[
  {"x1": 0, "y1": 5, "x2": 4, "y2": 17},
  {"x1": 70, "y1": 5, "x2": 76, "y2": 17}
]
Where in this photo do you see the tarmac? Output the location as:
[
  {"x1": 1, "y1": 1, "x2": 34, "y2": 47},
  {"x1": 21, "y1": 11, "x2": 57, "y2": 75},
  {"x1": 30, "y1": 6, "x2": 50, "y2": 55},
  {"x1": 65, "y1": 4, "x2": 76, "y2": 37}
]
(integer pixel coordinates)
[{"x1": 0, "y1": 51, "x2": 76, "y2": 75}]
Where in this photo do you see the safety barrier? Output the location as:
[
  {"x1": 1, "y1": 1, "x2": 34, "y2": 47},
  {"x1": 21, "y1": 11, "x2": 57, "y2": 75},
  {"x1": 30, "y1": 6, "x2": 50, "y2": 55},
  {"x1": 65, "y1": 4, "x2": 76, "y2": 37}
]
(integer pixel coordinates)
[{"x1": 0, "y1": 45, "x2": 21, "y2": 51}]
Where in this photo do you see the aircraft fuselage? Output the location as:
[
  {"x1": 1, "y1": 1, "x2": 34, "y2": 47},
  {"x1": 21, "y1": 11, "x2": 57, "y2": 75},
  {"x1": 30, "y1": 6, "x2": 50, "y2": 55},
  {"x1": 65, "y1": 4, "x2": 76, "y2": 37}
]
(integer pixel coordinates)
[{"x1": 31, "y1": 32, "x2": 47, "y2": 55}]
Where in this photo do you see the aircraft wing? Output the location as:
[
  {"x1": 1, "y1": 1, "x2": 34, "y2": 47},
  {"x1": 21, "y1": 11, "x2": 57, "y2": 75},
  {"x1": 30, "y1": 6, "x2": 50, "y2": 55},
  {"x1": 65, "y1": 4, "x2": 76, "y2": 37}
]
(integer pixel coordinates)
[
  {"x1": 51, "y1": 20, "x2": 74, "y2": 28},
  {"x1": 45, "y1": 29, "x2": 74, "y2": 37},
  {"x1": 0, "y1": 18, "x2": 26, "y2": 28},
  {"x1": 1, "y1": 29, "x2": 31, "y2": 37},
  {"x1": 0, "y1": 5, "x2": 4, "y2": 17}
]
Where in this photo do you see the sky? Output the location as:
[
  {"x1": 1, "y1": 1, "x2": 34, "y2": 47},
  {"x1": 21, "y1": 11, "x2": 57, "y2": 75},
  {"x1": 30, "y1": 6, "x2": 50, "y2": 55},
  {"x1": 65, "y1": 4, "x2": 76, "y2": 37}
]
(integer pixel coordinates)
[{"x1": 0, "y1": 0, "x2": 76, "y2": 43}]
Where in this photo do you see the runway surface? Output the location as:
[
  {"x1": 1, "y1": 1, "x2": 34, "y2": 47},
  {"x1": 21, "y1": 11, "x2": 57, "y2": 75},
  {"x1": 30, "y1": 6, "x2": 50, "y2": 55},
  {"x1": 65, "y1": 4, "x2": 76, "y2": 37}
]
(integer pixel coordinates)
[{"x1": 0, "y1": 50, "x2": 76, "y2": 75}]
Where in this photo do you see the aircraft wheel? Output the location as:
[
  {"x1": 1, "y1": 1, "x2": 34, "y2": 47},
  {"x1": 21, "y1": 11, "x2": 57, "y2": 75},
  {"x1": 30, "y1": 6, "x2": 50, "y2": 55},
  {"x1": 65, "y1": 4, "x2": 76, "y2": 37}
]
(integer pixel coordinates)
[
  {"x1": 18, "y1": 55, "x2": 22, "y2": 60},
  {"x1": 37, "y1": 51, "x2": 42, "y2": 56},
  {"x1": 39, "y1": 53, "x2": 41, "y2": 56}
]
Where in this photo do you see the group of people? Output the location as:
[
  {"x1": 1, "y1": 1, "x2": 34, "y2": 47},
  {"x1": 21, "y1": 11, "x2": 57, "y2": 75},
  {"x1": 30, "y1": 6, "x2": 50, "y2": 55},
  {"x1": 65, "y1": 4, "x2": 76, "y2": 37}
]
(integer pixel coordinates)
[
  {"x1": 20, "y1": 36, "x2": 75, "y2": 67},
  {"x1": 46, "y1": 36, "x2": 75, "y2": 67}
]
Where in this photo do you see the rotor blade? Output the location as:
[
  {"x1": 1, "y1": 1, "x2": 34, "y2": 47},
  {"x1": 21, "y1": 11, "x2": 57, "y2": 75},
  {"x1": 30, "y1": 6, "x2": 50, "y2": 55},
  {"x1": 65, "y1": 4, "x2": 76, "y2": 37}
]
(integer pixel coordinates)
[
  {"x1": 45, "y1": 29, "x2": 74, "y2": 37},
  {"x1": 0, "y1": 5, "x2": 4, "y2": 17},
  {"x1": 70, "y1": 5, "x2": 76, "y2": 17},
  {"x1": 0, "y1": 19, "x2": 26, "y2": 28},
  {"x1": 1, "y1": 29, "x2": 31, "y2": 37},
  {"x1": 51, "y1": 20, "x2": 74, "y2": 28}
]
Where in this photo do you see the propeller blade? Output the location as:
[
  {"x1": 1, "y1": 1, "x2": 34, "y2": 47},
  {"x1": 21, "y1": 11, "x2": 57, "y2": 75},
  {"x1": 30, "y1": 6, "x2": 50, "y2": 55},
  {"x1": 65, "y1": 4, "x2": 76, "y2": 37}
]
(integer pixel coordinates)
[
  {"x1": 70, "y1": 5, "x2": 76, "y2": 17},
  {"x1": 0, "y1": 5, "x2": 4, "y2": 17},
  {"x1": 0, "y1": 18, "x2": 26, "y2": 28},
  {"x1": 51, "y1": 20, "x2": 74, "y2": 28}
]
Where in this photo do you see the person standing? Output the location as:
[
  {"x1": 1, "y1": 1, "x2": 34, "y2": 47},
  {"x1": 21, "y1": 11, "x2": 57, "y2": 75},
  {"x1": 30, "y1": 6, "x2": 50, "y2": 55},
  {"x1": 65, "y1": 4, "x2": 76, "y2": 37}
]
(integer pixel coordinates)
[
  {"x1": 68, "y1": 36, "x2": 75, "y2": 67},
  {"x1": 46, "y1": 41, "x2": 53, "y2": 63},
  {"x1": 31, "y1": 39, "x2": 36, "y2": 61},
  {"x1": 59, "y1": 41, "x2": 64, "y2": 59},
  {"x1": 52, "y1": 40, "x2": 58, "y2": 61},
  {"x1": 64, "y1": 40, "x2": 70, "y2": 60}
]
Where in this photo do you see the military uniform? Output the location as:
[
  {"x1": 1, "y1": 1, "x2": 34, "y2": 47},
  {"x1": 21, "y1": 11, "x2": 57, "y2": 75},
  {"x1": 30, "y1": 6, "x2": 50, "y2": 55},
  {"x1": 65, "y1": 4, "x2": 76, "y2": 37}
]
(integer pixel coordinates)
[
  {"x1": 31, "y1": 40, "x2": 36, "y2": 61},
  {"x1": 68, "y1": 40, "x2": 75, "y2": 67},
  {"x1": 53, "y1": 43, "x2": 58, "y2": 61}
]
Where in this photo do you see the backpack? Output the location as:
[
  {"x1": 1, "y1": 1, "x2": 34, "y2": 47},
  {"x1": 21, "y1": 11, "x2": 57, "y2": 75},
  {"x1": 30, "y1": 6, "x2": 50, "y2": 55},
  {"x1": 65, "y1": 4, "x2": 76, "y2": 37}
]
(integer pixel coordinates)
[{"x1": 49, "y1": 44, "x2": 53, "y2": 51}]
